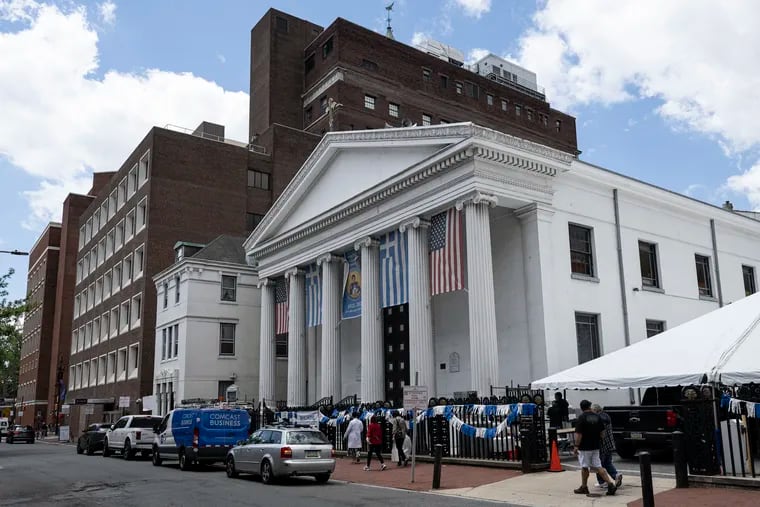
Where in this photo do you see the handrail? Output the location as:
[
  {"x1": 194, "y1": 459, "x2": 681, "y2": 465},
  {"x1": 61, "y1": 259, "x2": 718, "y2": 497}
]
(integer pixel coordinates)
[{"x1": 163, "y1": 124, "x2": 267, "y2": 154}]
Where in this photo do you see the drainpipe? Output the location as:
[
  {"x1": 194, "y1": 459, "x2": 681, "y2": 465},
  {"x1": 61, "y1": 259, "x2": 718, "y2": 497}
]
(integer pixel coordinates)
[
  {"x1": 614, "y1": 189, "x2": 635, "y2": 405},
  {"x1": 710, "y1": 219, "x2": 724, "y2": 307}
]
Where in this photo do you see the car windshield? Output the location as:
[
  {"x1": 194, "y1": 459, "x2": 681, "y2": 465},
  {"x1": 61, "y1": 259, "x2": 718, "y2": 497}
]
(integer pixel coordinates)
[
  {"x1": 286, "y1": 430, "x2": 328, "y2": 445},
  {"x1": 132, "y1": 417, "x2": 161, "y2": 428}
]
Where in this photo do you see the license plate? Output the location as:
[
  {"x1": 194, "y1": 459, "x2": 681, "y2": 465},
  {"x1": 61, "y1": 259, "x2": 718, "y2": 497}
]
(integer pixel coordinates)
[
  {"x1": 630, "y1": 432, "x2": 644, "y2": 440},
  {"x1": 305, "y1": 450, "x2": 320, "y2": 458}
]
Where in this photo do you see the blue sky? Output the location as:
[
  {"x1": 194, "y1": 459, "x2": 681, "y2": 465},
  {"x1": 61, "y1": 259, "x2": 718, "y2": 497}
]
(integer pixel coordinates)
[{"x1": 2, "y1": 0, "x2": 760, "y2": 300}]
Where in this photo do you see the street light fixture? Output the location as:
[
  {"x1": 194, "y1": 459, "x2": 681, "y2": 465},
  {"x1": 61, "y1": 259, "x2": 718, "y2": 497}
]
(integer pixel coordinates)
[{"x1": 0, "y1": 250, "x2": 29, "y2": 256}]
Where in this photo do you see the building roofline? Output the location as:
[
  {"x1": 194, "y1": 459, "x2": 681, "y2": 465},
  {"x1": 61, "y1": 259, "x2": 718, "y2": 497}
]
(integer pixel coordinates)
[
  {"x1": 28, "y1": 222, "x2": 62, "y2": 259},
  {"x1": 152, "y1": 257, "x2": 257, "y2": 285}
]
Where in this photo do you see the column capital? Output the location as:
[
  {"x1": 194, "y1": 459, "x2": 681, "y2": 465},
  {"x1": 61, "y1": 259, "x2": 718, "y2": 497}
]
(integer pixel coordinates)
[
  {"x1": 399, "y1": 217, "x2": 430, "y2": 233},
  {"x1": 316, "y1": 253, "x2": 343, "y2": 266},
  {"x1": 513, "y1": 202, "x2": 555, "y2": 223},
  {"x1": 284, "y1": 267, "x2": 305, "y2": 279},
  {"x1": 354, "y1": 236, "x2": 379, "y2": 251},
  {"x1": 455, "y1": 192, "x2": 498, "y2": 211},
  {"x1": 257, "y1": 278, "x2": 275, "y2": 289}
]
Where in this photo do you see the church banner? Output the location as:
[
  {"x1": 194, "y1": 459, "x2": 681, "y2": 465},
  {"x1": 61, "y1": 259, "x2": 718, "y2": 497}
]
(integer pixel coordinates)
[
  {"x1": 342, "y1": 250, "x2": 361, "y2": 319},
  {"x1": 379, "y1": 230, "x2": 408, "y2": 308},
  {"x1": 304, "y1": 263, "x2": 322, "y2": 327}
]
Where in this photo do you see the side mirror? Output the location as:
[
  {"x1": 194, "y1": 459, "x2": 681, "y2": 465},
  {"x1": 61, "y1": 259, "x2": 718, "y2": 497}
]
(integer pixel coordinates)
[{"x1": 110, "y1": 424, "x2": 115, "y2": 431}]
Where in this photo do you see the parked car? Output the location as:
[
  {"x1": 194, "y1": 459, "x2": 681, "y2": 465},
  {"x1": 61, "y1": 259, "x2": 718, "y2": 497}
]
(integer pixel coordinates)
[
  {"x1": 0, "y1": 418, "x2": 9, "y2": 441},
  {"x1": 152, "y1": 407, "x2": 250, "y2": 471},
  {"x1": 6, "y1": 425, "x2": 35, "y2": 444},
  {"x1": 77, "y1": 423, "x2": 110, "y2": 455},
  {"x1": 604, "y1": 386, "x2": 686, "y2": 458},
  {"x1": 225, "y1": 426, "x2": 335, "y2": 484},
  {"x1": 103, "y1": 415, "x2": 162, "y2": 460}
]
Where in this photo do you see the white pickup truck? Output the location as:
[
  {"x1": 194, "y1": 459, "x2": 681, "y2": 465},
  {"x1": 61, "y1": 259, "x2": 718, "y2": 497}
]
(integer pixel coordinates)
[{"x1": 103, "y1": 415, "x2": 162, "y2": 460}]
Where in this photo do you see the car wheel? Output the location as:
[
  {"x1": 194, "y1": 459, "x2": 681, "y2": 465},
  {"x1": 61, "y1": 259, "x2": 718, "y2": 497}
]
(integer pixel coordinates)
[
  {"x1": 260, "y1": 459, "x2": 275, "y2": 484},
  {"x1": 179, "y1": 449, "x2": 193, "y2": 471},
  {"x1": 102, "y1": 439, "x2": 111, "y2": 457},
  {"x1": 77, "y1": 441, "x2": 84, "y2": 455},
  {"x1": 226, "y1": 456, "x2": 239, "y2": 478},
  {"x1": 123, "y1": 439, "x2": 135, "y2": 460},
  {"x1": 152, "y1": 447, "x2": 162, "y2": 466},
  {"x1": 314, "y1": 473, "x2": 331, "y2": 484}
]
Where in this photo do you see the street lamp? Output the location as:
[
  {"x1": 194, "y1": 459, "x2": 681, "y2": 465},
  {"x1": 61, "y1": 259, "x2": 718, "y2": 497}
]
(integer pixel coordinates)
[{"x1": 0, "y1": 250, "x2": 29, "y2": 256}]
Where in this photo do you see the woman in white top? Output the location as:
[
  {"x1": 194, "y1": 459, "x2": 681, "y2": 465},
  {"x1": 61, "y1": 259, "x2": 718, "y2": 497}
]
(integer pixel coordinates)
[{"x1": 345, "y1": 414, "x2": 364, "y2": 463}]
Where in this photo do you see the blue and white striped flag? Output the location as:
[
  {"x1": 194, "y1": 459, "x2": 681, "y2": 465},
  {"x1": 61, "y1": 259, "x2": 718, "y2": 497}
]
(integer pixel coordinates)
[
  {"x1": 305, "y1": 263, "x2": 322, "y2": 327},
  {"x1": 379, "y1": 230, "x2": 408, "y2": 308}
]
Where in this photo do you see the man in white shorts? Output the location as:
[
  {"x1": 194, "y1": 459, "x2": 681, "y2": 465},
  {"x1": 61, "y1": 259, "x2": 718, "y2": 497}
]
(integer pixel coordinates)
[{"x1": 573, "y1": 399, "x2": 617, "y2": 496}]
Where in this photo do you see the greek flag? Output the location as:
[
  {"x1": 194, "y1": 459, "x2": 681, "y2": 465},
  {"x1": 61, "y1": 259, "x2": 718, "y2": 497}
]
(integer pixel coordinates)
[
  {"x1": 305, "y1": 263, "x2": 322, "y2": 327},
  {"x1": 379, "y1": 230, "x2": 408, "y2": 308}
]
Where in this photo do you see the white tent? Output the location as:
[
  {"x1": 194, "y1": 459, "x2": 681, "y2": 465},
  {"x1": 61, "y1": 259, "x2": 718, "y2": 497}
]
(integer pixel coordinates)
[{"x1": 532, "y1": 292, "x2": 760, "y2": 390}]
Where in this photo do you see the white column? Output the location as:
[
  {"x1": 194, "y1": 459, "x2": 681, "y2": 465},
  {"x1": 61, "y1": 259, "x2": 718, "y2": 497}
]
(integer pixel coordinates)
[
  {"x1": 258, "y1": 279, "x2": 276, "y2": 407},
  {"x1": 286, "y1": 268, "x2": 306, "y2": 406},
  {"x1": 400, "y1": 218, "x2": 436, "y2": 394},
  {"x1": 355, "y1": 237, "x2": 384, "y2": 403},
  {"x1": 515, "y1": 203, "x2": 555, "y2": 380},
  {"x1": 457, "y1": 193, "x2": 500, "y2": 396},
  {"x1": 318, "y1": 254, "x2": 342, "y2": 402}
]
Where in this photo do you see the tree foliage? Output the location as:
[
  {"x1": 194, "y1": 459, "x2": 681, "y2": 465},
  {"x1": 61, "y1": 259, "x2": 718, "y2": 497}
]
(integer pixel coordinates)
[{"x1": 0, "y1": 269, "x2": 28, "y2": 398}]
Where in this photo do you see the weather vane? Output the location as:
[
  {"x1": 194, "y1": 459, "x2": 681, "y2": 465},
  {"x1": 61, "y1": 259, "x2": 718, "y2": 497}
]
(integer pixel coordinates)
[{"x1": 385, "y1": 2, "x2": 394, "y2": 40}]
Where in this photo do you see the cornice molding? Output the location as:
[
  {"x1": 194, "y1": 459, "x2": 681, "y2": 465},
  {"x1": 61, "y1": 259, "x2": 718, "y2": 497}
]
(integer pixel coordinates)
[{"x1": 302, "y1": 67, "x2": 345, "y2": 106}]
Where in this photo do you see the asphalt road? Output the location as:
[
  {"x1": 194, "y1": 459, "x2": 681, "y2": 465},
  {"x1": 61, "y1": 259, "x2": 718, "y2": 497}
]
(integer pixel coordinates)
[{"x1": 0, "y1": 441, "x2": 511, "y2": 507}]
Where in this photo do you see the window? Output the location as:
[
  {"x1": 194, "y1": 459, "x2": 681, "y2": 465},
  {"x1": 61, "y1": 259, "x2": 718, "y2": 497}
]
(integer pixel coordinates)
[
  {"x1": 113, "y1": 262, "x2": 121, "y2": 294},
  {"x1": 85, "y1": 321, "x2": 93, "y2": 349},
  {"x1": 247, "y1": 170, "x2": 270, "y2": 190},
  {"x1": 743, "y1": 265, "x2": 756, "y2": 296},
  {"x1": 455, "y1": 81, "x2": 463, "y2": 95},
  {"x1": 364, "y1": 94, "x2": 376, "y2": 110},
  {"x1": 276, "y1": 335, "x2": 287, "y2": 357},
  {"x1": 106, "y1": 229, "x2": 114, "y2": 258},
  {"x1": 515, "y1": 104, "x2": 522, "y2": 117},
  {"x1": 131, "y1": 295, "x2": 142, "y2": 328},
  {"x1": 108, "y1": 190, "x2": 117, "y2": 219},
  {"x1": 173, "y1": 324, "x2": 179, "y2": 357},
  {"x1": 93, "y1": 210, "x2": 100, "y2": 236},
  {"x1": 88, "y1": 283, "x2": 95, "y2": 310},
  {"x1": 163, "y1": 281, "x2": 168, "y2": 309},
  {"x1": 86, "y1": 218, "x2": 92, "y2": 244},
  {"x1": 440, "y1": 75, "x2": 448, "y2": 88},
  {"x1": 218, "y1": 380, "x2": 234, "y2": 401},
  {"x1": 134, "y1": 245, "x2": 144, "y2": 279},
  {"x1": 110, "y1": 306, "x2": 119, "y2": 336},
  {"x1": 95, "y1": 277, "x2": 103, "y2": 304},
  {"x1": 527, "y1": 109, "x2": 533, "y2": 121},
  {"x1": 106, "y1": 352, "x2": 116, "y2": 383},
  {"x1": 487, "y1": 94, "x2": 494, "y2": 106},
  {"x1": 220, "y1": 323, "x2": 236, "y2": 356},
  {"x1": 74, "y1": 294, "x2": 81, "y2": 318},
  {"x1": 77, "y1": 260, "x2": 83, "y2": 283},
  {"x1": 101, "y1": 312, "x2": 109, "y2": 341},
  {"x1": 360, "y1": 58, "x2": 378, "y2": 71},
  {"x1": 78, "y1": 326, "x2": 85, "y2": 351},
  {"x1": 98, "y1": 355, "x2": 106, "y2": 385},
  {"x1": 117, "y1": 347, "x2": 127, "y2": 381},
  {"x1": 137, "y1": 198, "x2": 147, "y2": 230},
  {"x1": 104, "y1": 270, "x2": 112, "y2": 298},
  {"x1": 304, "y1": 107, "x2": 312, "y2": 124},
  {"x1": 122, "y1": 254, "x2": 132, "y2": 287},
  {"x1": 246, "y1": 213, "x2": 264, "y2": 232},
  {"x1": 220, "y1": 275, "x2": 237, "y2": 302},
  {"x1": 128, "y1": 343, "x2": 139, "y2": 379},
  {"x1": 695, "y1": 254, "x2": 713, "y2": 297},
  {"x1": 79, "y1": 225, "x2": 85, "y2": 251},
  {"x1": 69, "y1": 366, "x2": 76, "y2": 390},
  {"x1": 646, "y1": 320, "x2": 665, "y2": 338},
  {"x1": 75, "y1": 364, "x2": 82, "y2": 389},
  {"x1": 421, "y1": 113, "x2": 432, "y2": 126},
  {"x1": 120, "y1": 301, "x2": 130, "y2": 332},
  {"x1": 175, "y1": 275, "x2": 181, "y2": 303},
  {"x1": 82, "y1": 361, "x2": 90, "y2": 388},
  {"x1": 568, "y1": 224, "x2": 594, "y2": 277},
  {"x1": 161, "y1": 328, "x2": 167, "y2": 360},
  {"x1": 638, "y1": 241, "x2": 660, "y2": 288},
  {"x1": 388, "y1": 102, "x2": 399, "y2": 118},
  {"x1": 501, "y1": 99, "x2": 508, "y2": 111},
  {"x1": 71, "y1": 329, "x2": 78, "y2": 354},
  {"x1": 304, "y1": 54, "x2": 315, "y2": 73},
  {"x1": 422, "y1": 67, "x2": 431, "y2": 81},
  {"x1": 98, "y1": 238, "x2": 105, "y2": 265},
  {"x1": 139, "y1": 151, "x2": 150, "y2": 186},
  {"x1": 167, "y1": 325, "x2": 173, "y2": 358},
  {"x1": 464, "y1": 81, "x2": 478, "y2": 98},
  {"x1": 116, "y1": 220, "x2": 124, "y2": 251},
  {"x1": 319, "y1": 96, "x2": 327, "y2": 114},
  {"x1": 575, "y1": 313, "x2": 601, "y2": 364},
  {"x1": 321, "y1": 36, "x2": 333, "y2": 59},
  {"x1": 128, "y1": 165, "x2": 137, "y2": 197},
  {"x1": 555, "y1": 120, "x2": 562, "y2": 132},
  {"x1": 118, "y1": 177, "x2": 127, "y2": 209},
  {"x1": 126, "y1": 209, "x2": 136, "y2": 241},
  {"x1": 89, "y1": 358, "x2": 97, "y2": 386}
]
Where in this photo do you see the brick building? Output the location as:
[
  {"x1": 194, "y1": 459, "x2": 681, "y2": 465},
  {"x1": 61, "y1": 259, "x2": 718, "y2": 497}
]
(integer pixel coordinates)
[{"x1": 17, "y1": 223, "x2": 61, "y2": 426}]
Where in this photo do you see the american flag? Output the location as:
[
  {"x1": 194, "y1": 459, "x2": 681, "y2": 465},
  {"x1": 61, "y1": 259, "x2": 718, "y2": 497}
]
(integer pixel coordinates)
[
  {"x1": 304, "y1": 263, "x2": 322, "y2": 327},
  {"x1": 379, "y1": 230, "x2": 408, "y2": 308},
  {"x1": 429, "y1": 208, "x2": 464, "y2": 295},
  {"x1": 275, "y1": 278, "x2": 289, "y2": 335}
]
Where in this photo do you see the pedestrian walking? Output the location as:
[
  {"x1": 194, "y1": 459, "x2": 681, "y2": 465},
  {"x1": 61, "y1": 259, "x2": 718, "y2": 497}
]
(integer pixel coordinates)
[
  {"x1": 554, "y1": 392, "x2": 570, "y2": 426},
  {"x1": 345, "y1": 413, "x2": 364, "y2": 463},
  {"x1": 592, "y1": 404, "x2": 622, "y2": 489},
  {"x1": 391, "y1": 410, "x2": 408, "y2": 466},
  {"x1": 364, "y1": 415, "x2": 386, "y2": 471},
  {"x1": 572, "y1": 400, "x2": 617, "y2": 496}
]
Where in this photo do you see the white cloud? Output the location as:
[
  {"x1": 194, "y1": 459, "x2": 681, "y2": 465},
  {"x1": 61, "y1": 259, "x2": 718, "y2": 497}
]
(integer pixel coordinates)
[
  {"x1": 466, "y1": 47, "x2": 489, "y2": 64},
  {"x1": 410, "y1": 31, "x2": 429, "y2": 47},
  {"x1": 453, "y1": 0, "x2": 491, "y2": 18},
  {"x1": 97, "y1": 0, "x2": 115, "y2": 25},
  {"x1": 727, "y1": 163, "x2": 760, "y2": 210},
  {"x1": 216, "y1": 53, "x2": 226, "y2": 64},
  {"x1": 0, "y1": 2, "x2": 248, "y2": 230}
]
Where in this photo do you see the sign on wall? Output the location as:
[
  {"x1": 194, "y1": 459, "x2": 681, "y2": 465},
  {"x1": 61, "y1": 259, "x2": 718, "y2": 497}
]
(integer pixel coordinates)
[
  {"x1": 118, "y1": 396, "x2": 130, "y2": 408},
  {"x1": 403, "y1": 386, "x2": 429, "y2": 411}
]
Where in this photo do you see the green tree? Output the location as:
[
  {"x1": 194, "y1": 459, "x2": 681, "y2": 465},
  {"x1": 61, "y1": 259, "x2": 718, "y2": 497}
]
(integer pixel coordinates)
[{"x1": 0, "y1": 269, "x2": 28, "y2": 398}]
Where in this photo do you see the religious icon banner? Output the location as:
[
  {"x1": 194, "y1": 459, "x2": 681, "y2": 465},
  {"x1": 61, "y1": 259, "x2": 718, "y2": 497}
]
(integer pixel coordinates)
[{"x1": 342, "y1": 250, "x2": 362, "y2": 319}]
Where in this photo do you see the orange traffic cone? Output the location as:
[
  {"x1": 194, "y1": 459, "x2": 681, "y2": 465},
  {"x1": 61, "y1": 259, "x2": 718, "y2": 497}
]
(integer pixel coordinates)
[{"x1": 548, "y1": 440, "x2": 564, "y2": 472}]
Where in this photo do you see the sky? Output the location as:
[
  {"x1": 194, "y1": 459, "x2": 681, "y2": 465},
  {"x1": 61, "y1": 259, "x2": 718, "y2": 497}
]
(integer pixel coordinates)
[{"x1": 2, "y1": 0, "x2": 760, "y2": 300}]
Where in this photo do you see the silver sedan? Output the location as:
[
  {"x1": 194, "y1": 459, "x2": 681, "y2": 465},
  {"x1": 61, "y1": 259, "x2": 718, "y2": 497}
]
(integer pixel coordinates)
[{"x1": 225, "y1": 427, "x2": 335, "y2": 484}]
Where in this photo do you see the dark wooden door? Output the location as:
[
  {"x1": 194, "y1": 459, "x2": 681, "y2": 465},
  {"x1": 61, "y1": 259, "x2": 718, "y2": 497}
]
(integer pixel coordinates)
[{"x1": 383, "y1": 304, "x2": 410, "y2": 407}]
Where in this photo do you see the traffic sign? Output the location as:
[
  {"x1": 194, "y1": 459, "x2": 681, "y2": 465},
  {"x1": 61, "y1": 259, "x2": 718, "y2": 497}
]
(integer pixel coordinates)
[{"x1": 403, "y1": 385, "x2": 429, "y2": 411}]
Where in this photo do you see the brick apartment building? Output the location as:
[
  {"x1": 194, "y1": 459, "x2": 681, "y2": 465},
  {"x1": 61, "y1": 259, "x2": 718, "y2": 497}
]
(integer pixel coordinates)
[{"x1": 22, "y1": 7, "x2": 578, "y2": 434}]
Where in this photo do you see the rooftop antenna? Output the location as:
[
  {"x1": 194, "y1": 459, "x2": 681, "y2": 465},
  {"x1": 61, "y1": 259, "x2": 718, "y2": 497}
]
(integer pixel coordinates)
[{"x1": 385, "y1": 2, "x2": 395, "y2": 40}]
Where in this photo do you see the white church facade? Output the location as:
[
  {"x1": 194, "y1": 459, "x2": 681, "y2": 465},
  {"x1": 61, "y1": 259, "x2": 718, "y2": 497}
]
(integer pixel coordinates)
[{"x1": 245, "y1": 123, "x2": 760, "y2": 408}]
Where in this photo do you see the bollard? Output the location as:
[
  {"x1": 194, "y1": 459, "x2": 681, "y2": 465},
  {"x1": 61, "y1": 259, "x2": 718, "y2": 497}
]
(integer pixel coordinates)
[
  {"x1": 520, "y1": 428, "x2": 534, "y2": 474},
  {"x1": 639, "y1": 451, "x2": 655, "y2": 507},
  {"x1": 432, "y1": 444, "x2": 443, "y2": 489},
  {"x1": 672, "y1": 431, "x2": 689, "y2": 489}
]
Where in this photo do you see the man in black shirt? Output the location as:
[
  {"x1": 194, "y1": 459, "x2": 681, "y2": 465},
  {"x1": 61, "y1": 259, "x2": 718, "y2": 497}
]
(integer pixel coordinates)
[
  {"x1": 573, "y1": 400, "x2": 617, "y2": 496},
  {"x1": 554, "y1": 392, "x2": 570, "y2": 424}
]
